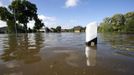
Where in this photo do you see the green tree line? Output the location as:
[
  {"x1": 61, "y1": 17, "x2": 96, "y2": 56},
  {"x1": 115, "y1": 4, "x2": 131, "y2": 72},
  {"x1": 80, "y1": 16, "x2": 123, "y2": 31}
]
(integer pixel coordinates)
[
  {"x1": 98, "y1": 12, "x2": 134, "y2": 33},
  {"x1": 45, "y1": 26, "x2": 62, "y2": 33},
  {"x1": 0, "y1": 0, "x2": 44, "y2": 33}
]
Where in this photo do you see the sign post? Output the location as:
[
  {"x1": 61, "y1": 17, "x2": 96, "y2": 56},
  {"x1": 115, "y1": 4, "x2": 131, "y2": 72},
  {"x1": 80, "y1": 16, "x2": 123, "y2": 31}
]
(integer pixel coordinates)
[{"x1": 86, "y1": 22, "x2": 97, "y2": 46}]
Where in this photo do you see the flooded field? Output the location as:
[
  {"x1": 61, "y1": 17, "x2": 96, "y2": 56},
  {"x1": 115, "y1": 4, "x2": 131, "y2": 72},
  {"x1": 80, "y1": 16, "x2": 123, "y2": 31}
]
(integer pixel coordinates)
[{"x1": 0, "y1": 33, "x2": 134, "y2": 75}]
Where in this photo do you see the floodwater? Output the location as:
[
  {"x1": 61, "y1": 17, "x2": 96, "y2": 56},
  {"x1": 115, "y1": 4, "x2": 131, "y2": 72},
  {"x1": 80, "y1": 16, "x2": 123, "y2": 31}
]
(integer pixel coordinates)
[{"x1": 0, "y1": 33, "x2": 134, "y2": 75}]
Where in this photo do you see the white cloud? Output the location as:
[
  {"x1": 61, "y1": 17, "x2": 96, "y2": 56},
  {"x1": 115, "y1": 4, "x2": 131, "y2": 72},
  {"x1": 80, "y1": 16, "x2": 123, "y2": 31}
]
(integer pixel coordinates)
[
  {"x1": 0, "y1": 20, "x2": 7, "y2": 27},
  {"x1": 27, "y1": 20, "x2": 35, "y2": 29},
  {"x1": 27, "y1": 15, "x2": 57, "y2": 28},
  {"x1": 38, "y1": 15, "x2": 57, "y2": 26},
  {"x1": 65, "y1": 0, "x2": 79, "y2": 8},
  {"x1": 38, "y1": 15, "x2": 56, "y2": 21}
]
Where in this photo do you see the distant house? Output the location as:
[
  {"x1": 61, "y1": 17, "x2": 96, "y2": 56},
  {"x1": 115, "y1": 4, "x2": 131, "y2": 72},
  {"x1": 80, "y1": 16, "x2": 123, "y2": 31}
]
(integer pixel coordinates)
[
  {"x1": 39, "y1": 27, "x2": 45, "y2": 32},
  {"x1": 0, "y1": 27, "x2": 7, "y2": 33},
  {"x1": 50, "y1": 28, "x2": 55, "y2": 32},
  {"x1": 73, "y1": 26, "x2": 85, "y2": 32}
]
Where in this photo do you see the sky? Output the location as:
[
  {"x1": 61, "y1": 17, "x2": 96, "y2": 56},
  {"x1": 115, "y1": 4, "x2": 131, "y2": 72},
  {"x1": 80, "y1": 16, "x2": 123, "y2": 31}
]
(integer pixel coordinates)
[{"x1": 0, "y1": 0, "x2": 134, "y2": 29}]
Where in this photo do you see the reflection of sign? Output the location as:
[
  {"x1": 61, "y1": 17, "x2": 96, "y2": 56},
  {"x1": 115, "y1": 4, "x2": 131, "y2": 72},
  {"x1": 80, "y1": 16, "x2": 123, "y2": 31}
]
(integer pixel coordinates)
[
  {"x1": 85, "y1": 46, "x2": 96, "y2": 66},
  {"x1": 86, "y1": 22, "x2": 97, "y2": 46}
]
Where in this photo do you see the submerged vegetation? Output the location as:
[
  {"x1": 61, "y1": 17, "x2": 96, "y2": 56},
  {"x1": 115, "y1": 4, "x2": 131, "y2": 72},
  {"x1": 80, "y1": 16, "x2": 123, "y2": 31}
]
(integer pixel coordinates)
[
  {"x1": 0, "y1": 0, "x2": 44, "y2": 33},
  {"x1": 98, "y1": 12, "x2": 134, "y2": 33}
]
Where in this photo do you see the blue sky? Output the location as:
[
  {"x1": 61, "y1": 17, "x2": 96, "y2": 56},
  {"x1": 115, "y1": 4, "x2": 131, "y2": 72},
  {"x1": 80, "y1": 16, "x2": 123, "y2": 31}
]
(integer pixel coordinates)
[{"x1": 0, "y1": 0, "x2": 134, "y2": 29}]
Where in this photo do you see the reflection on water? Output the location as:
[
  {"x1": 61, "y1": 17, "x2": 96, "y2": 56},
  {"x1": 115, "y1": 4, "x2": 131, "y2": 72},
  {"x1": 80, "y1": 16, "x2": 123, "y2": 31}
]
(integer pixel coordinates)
[
  {"x1": 0, "y1": 33, "x2": 133, "y2": 75},
  {"x1": 1, "y1": 33, "x2": 44, "y2": 63},
  {"x1": 99, "y1": 33, "x2": 134, "y2": 57},
  {"x1": 85, "y1": 46, "x2": 96, "y2": 66},
  {"x1": 100, "y1": 33, "x2": 134, "y2": 50},
  {"x1": 0, "y1": 33, "x2": 44, "y2": 75}
]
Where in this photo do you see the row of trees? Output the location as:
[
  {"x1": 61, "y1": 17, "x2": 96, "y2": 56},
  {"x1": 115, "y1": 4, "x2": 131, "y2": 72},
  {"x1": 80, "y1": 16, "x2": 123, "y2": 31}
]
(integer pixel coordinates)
[
  {"x1": 45, "y1": 26, "x2": 86, "y2": 33},
  {"x1": 0, "y1": 0, "x2": 44, "y2": 33},
  {"x1": 45, "y1": 26, "x2": 62, "y2": 33},
  {"x1": 98, "y1": 12, "x2": 134, "y2": 33}
]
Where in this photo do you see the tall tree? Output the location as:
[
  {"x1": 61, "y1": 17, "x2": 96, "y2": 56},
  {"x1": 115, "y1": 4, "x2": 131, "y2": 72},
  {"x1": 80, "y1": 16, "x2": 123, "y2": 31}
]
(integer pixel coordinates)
[
  {"x1": 9, "y1": 0, "x2": 38, "y2": 32},
  {"x1": 0, "y1": 7, "x2": 10, "y2": 21},
  {"x1": 0, "y1": 0, "x2": 44, "y2": 33},
  {"x1": 0, "y1": 7, "x2": 16, "y2": 33}
]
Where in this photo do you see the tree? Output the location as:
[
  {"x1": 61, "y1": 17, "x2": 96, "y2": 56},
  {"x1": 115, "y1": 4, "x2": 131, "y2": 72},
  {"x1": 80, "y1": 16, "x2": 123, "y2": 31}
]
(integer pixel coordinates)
[
  {"x1": 9, "y1": 0, "x2": 39, "y2": 32},
  {"x1": 124, "y1": 12, "x2": 134, "y2": 26},
  {"x1": 99, "y1": 11, "x2": 134, "y2": 33},
  {"x1": 124, "y1": 12, "x2": 134, "y2": 33},
  {"x1": 111, "y1": 14, "x2": 125, "y2": 32},
  {"x1": 56, "y1": 26, "x2": 61, "y2": 32},
  {"x1": 124, "y1": 12, "x2": 134, "y2": 21},
  {"x1": 33, "y1": 18, "x2": 44, "y2": 31},
  {"x1": 98, "y1": 22, "x2": 113, "y2": 32},
  {"x1": 125, "y1": 20, "x2": 134, "y2": 33},
  {"x1": 103, "y1": 17, "x2": 112, "y2": 24},
  {"x1": 0, "y1": 7, "x2": 11, "y2": 21},
  {"x1": 0, "y1": 0, "x2": 44, "y2": 33},
  {"x1": 111, "y1": 14, "x2": 125, "y2": 25},
  {"x1": 0, "y1": 7, "x2": 16, "y2": 33}
]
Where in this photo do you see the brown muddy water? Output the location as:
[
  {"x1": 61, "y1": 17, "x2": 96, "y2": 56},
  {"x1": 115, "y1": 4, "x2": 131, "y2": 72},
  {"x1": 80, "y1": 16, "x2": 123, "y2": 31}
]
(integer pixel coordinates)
[{"x1": 0, "y1": 33, "x2": 134, "y2": 75}]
